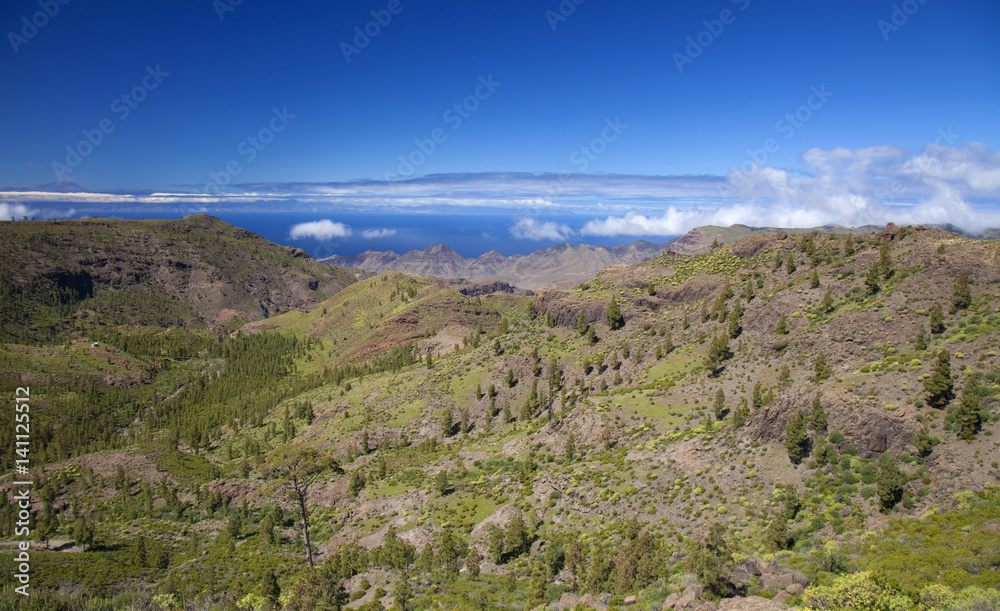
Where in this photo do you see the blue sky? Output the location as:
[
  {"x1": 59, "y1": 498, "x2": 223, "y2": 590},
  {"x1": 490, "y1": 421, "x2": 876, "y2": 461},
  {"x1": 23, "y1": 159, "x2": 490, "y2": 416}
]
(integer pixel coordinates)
[{"x1": 2, "y1": 0, "x2": 999, "y2": 246}]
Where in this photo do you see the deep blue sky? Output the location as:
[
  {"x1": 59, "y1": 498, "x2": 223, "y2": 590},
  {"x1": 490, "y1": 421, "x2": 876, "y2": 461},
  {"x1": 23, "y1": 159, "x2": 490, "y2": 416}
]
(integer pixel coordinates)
[
  {"x1": 2, "y1": 1, "x2": 999, "y2": 252},
  {"x1": 3, "y1": 0, "x2": 998, "y2": 188}
]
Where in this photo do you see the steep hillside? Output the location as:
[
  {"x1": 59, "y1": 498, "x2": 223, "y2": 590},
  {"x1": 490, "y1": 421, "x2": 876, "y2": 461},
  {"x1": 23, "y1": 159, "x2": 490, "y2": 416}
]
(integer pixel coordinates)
[
  {"x1": 241, "y1": 271, "x2": 533, "y2": 365},
  {"x1": 0, "y1": 214, "x2": 359, "y2": 340},
  {"x1": 668, "y1": 224, "x2": 881, "y2": 255},
  {"x1": 320, "y1": 240, "x2": 672, "y2": 289},
  {"x1": 1, "y1": 223, "x2": 999, "y2": 610}
]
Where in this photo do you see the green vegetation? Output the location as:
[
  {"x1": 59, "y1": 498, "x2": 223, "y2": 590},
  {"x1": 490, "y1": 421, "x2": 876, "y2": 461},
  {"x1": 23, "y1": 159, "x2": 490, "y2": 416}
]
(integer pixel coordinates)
[{"x1": 1, "y1": 221, "x2": 998, "y2": 610}]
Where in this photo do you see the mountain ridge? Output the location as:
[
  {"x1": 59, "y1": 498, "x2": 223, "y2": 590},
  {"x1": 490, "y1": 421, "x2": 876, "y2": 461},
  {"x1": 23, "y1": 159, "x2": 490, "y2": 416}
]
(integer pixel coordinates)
[{"x1": 319, "y1": 240, "x2": 673, "y2": 289}]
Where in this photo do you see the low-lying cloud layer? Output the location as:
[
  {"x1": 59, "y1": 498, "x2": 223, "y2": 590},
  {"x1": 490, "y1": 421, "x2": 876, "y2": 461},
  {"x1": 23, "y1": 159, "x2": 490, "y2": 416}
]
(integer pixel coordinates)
[
  {"x1": 580, "y1": 143, "x2": 1000, "y2": 237},
  {"x1": 3, "y1": 142, "x2": 998, "y2": 238}
]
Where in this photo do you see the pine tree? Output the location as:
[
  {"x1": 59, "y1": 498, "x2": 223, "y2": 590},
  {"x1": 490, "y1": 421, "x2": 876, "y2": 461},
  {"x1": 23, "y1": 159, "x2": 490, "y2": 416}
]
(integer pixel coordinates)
[
  {"x1": 810, "y1": 393, "x2": 827, "y2": 431},
  {"x1": 705, "y1": 333, "x2": 732, "y2": 375},
  {"x1": 775, "y1": 313, "x2": 789, "y2": 335},
  {"x1": 951, "y1": 270, "x2": 972, "y2": 312},
  {"x1": 752, "y1": 381, "x2": 765, "y2": 409},
  {"x1": 73, "y1": 516, "x2": 95, "y2": 552},
  {"x1": 348, "y1": 471, "x2": 365, "y2": 498},
  {"x1": 924, "y1": 350, "x2": 953, "y2": 408},
  {"x1": 957, "y1": 373, "x2": 982, "y2": 441},
  {"x1": 820, "y1": 288, "x2": 834, "y2": 313},
  {"x1": 912, "y1": 426, "x2": 936, "y2": 458},
  {"x1": 912, "y1": 325, "x2": 928, "y2": 351},
  {"x1": 576, "y1": 311, "x2": 586, "y2": 335},
  {"x1": 395, "y1": 577, "x2": 413, "y2": 609},
  {"x1": 226, "y1": 512, "x2": 243, "y2": 540},
  {"x1": 929, "y1": 303, "x2": 946, "y2": 334},
  {"x1": 765, "y1": 512, "x2": 788, "y2": 552},
  {"x1": 713, "y1": 389, "x2": 726, "y2": 420},
  {"x1": 812, "y1": 351, "x2": 833, "y2": 383},
  {"x1": 733, "y1": 399, "x2": 750, "y2": 428},
  {"x1": 728, "y1": 300, "x2": 742, "y2": 338},
  {"x1": 475, "y1": 383, "x2": 483, "y2": 400},
  {"x1": 810, "y1": 269, "x2": 820, "y2": 289},
  {"x1": 465, "y1": 548, "x2": 483, "y2": 578},
  {"x1": 685, "y1": 523, "x2": 733, "y2": 599},
  {"x1": 260, "y1": 513, "x2": 275, "y2": 545},
  {"x1": 777, "y1": 365, "x2": 792, "y2": 387},
  {"x1": 441, "y1": 409, "x2": 454, "y2": 436},
  {"x1": 879, "y1": 242, "x2": 894, "y2": 278},
  {"x1": 435, "y1": 471, "x2": 450, "y2": 496},
  {"x1": 647, "y1": 282, "x2": 656, "y2": 296},
  {"x1": 784, "y1": 412, "x2": 808, "y2": 463},
  {"x1": 865, "y1": 260, "x2": 881, "y2": 294},
  {"x1": 606, "y1": 297, "x2": 625, "y2": 330},
  {"x1": 261, "y1": 569, "x2": 280, "y2": 608},
  {"x1": 505, "y1": 511, "x2": 529, "y2": 557},
  {"x1": 786, "y1": 252, "x2": 796, "y2": 274},
  {"x1": 844, "y1": 233, "x2": 855, "y2": 256},
  {"x1": 876, "y1": 453, "x2": 906, "y2": 512},
  {"x1": 565, "y1": 432, "x2": 577, "y2": 460}
]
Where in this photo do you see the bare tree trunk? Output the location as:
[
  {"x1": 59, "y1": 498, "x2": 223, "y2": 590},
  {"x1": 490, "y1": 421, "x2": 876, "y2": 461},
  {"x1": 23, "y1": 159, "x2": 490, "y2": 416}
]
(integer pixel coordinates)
[{"x1": 293, "y1": 476, "x2": 314, "y2": 568}]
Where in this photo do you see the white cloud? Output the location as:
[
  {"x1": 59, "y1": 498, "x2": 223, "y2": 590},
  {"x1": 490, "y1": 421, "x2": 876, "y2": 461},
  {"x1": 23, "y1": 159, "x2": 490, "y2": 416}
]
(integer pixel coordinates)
[
  {"x1": 289, "y1": 219, "x2": 352, "y2": 240},
  {"x1": 4, "y1": 142, "x2": 998, "y2": 234},
  {"x1": 0, "y1": 203, "x2": 38, "y2": 220},
  {"x1": 362, "y1": 228, "x2": 396, "y2": 239},
  {"x1": 509, "y1": 217, "x2": 574, "y2": 241},
  {"x1": 579, "y1": 142, "x2": 1000, "y2": 237}
]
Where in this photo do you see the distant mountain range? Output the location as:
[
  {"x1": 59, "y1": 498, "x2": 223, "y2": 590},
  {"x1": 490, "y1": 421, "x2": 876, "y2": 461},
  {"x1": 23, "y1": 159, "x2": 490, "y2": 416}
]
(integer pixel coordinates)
[{"x1": 319, "y1": 241, "x2": 672, "y2": 289}]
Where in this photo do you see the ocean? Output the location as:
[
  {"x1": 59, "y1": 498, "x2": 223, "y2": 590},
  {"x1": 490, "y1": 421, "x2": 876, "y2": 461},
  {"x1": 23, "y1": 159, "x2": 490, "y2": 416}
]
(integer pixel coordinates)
[{"x1": 91, "y1": 210, "x2": 668, "y2": 259}]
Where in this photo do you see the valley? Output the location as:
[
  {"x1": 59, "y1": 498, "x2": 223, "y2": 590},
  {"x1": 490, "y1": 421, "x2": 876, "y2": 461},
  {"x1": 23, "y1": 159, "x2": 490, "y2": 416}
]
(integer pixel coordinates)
[{"x1": 0, "y1": 217, "x2": 998, "y2": 611}]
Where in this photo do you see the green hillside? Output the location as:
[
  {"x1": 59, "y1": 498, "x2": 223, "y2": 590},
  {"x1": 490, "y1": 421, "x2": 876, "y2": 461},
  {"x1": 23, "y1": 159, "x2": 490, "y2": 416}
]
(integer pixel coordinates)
[{"x1": 1, "y1": 222, "x2": 998, "y2": 611}]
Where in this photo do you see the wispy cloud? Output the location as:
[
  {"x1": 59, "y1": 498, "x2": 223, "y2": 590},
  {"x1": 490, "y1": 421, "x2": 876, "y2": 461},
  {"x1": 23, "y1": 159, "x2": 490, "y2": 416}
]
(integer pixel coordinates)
[
  {"x1": 362, "y1": 228, "x2": 396, "y2": 239},
  {"x1": 289, "y1": 219, "x2": 352, "y2": 240},
  {"x1": 509, "y1": 216, "x2": 574, "y2": 241}
]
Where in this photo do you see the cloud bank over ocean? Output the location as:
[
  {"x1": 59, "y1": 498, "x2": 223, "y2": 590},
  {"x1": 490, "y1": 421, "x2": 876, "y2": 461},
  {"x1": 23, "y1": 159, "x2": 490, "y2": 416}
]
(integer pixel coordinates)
[{"x1": 3, "y1": 143, "x2": 998, "y2": 238}]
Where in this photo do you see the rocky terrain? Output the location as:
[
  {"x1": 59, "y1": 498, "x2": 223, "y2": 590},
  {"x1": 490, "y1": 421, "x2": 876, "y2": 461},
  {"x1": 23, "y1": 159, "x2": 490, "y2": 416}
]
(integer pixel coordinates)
[
  {"x1": 0, "y1": 214, "x2": 360, "y2": 339},
  {"x1": 0, "y1": 219, "x2": 998, "y2": 611},
  {"x1": 319, "y1": 241, "x2": 672, "y2": 290}
]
